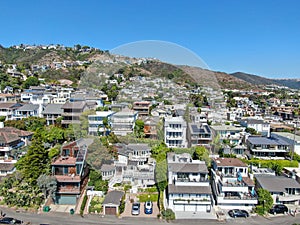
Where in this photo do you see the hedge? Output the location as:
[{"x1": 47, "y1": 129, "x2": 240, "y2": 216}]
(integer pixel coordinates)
[{"x1": 80, "y1": 195, "x2": 88, "y2": 216}]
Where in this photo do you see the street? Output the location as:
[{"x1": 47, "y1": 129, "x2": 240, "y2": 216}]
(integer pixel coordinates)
[{"x1": 0, "y1": 206, "x2": 299, "y2": 225}]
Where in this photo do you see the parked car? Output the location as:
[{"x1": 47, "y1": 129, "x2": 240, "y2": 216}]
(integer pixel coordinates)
[
  {"x1": 131, "y1": 202, "x2": 140, "y2": 215},
  {"x1": 0, "y1": 217, "x2": 23, "y2": 224},
  {"x1": 228, "y1": 209, "x2": 249, "y2": 218},
  {"x1": 269, "y1": 204, "x2": 288, "y2": 215},
  {"x1": 144, "y1": 201, "x2": 153, "y2": 214}
]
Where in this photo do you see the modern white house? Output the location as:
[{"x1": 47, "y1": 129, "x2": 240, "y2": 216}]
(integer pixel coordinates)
[
  {"x1": 166, "y1": 152, "x2": 213, "y2": 215},
  {"x1": 12, "y1": 104, "x2": 40, "y2": 120},
  {"x1": 240, "y1": 118, "x2": 270, "y2": 137},
  {"x1": 102, "y1": 143, "x2": 156, "y2": 189},
  {"x1": 211, "y1": 125, "x2": 244, "y2": 146},
  {"x1": 164, "y1": 116, "x2": 188, "y2": 148},
  {"x1": 88, "y1": 111, "x2": 116, "y2": 136},
  {"x1": 211, "y1": 157, "x2": 257, "y2": 210},
  {"x1": 0, "y1": 103, "x2": 23, "y2": 120},
  {"x1": 110, "y1": 109, "x2": 138, "y2": 136}
]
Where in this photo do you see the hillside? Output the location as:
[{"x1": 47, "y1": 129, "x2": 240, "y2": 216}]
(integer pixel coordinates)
[
  {"x1": 2, "y1": 44, "x2": 298, "y2": 90},
  {"x1": 230, "y1": 72, "x2": 300, "y2": 89},
  {"x1": 273, "y1": 79, "x2": 300, "y2": 89},
  {"x1": 180, "y1": 66, "x2": 254, "y2": 90}
]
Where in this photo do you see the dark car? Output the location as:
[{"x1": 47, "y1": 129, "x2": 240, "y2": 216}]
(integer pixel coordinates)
[
  {"x1": 0, "y1": 217, "x2": 23, "y2": 224},
  {"x1": 144, "y1": 201, "x2": 153, "y2": 214},
  {"x1": 131, "y1": 202, "x2": 140, "y2": 215},
  {"x1": 228, "y1": 209, "x2": 249, "y2": 218},
  {"x1": 269, "y1": 204, "x2": 288, "y2": 215}
]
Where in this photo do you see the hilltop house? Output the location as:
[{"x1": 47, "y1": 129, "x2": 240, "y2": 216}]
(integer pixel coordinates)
[
  {"x1": 211, "y1": 157, "x2": 257, "y2": 210},
  {"x1": 166, "y1": 152, "x2": 213, "y2": 216},
  {"x1": 51, "y1": 138, "x2": 93, "y2": 204}
]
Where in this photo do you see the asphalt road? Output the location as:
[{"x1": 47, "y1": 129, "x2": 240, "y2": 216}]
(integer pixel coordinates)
[{"x1": 0, "y1": 206, "x2": 299, "y2": 225}]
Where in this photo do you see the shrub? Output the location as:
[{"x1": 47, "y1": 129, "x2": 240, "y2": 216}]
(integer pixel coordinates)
[
  {"x1": 161, "y1": 209, "x2": 175, "y2": 221},
  {"x1": 119, "y1": 195, "x2": 126, "y2": 214}
]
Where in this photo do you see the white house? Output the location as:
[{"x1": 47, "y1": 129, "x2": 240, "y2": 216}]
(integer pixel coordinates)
[
  {"x1": 211, "y1": 158, "x2": 257, "y2": 210},
  {"x1": 88, "y1": 111, "x2": 116, "y2": 136},
  {"x1": 164, "y1": 116, "x2": 188, "y2": 148},
  {"x1": 240, "y1": 118, "x2": 270, "y2": 137},
  {"x1": 166, "y1": 152, "x2": 213, "y2": 215},
  {"x1": 110, "y1": 109, "x2": 138, "y2": 136}
]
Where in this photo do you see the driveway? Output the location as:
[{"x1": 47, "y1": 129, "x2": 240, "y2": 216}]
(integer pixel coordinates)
[{"x1": 121, "y1": 194, "x2": 159, "y2": 218}]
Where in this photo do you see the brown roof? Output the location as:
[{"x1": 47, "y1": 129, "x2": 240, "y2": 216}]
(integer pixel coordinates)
[
  {"x1": 0, "y1": 127, "x2": 33, "y2": 137},
  {"x1": 0, "y1": 103, "x2": 22, "y2": 109},
  {"x1": 51, "y1": 156, "x2": 76, "y2": 165},
  {"x1": 213, "y1": 158, "x2": 247, "y2": 167},
  {"x1": 0, "y1": 132, "x2": 20, "y2": 144},
  {"x1": 242, "y1": 176, "x2": 255, "y2": 187},
  {"x1": 168, "y1": 184, "x2": 212, "y2": 194},
  {"x1": 55, "y1": 175, "x2": 81, "y2": 182}
]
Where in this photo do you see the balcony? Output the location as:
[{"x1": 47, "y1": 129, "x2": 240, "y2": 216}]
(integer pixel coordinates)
[
  {"x1": 166, "y1": 136, "x2": 183, "y2": 140},
  {"x1": 58, "y1": 186, "x2": 80, "y2": 194},
  {"x1": 173, "y1": 198, "x2": 211, "y2": 205}
]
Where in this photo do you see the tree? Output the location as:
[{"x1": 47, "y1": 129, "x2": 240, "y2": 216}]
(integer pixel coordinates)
[
  {"x1": 37, "y1": 174, "x2": 57, "y2": 200},
  {"x1": 22, "y1": 76, "x2": 40, "y2": 89},
  {"x1": 88, "y1": 169, "x2": 108, "y2": 193},
  {"x1": 0, "y1": 116, "x2": 6, "y2": 122},
  {"x1": 192, "y1": 146, "x2": 211, "y2": 167},
  {"x1": 134, "y1": 119, "x2": 145, "y2": 138},
  {"x1": 15, "y1": 131, "x2": 50, "y2": 184},
  {"x1": 256, "y1": 188, "x2": 273, "y2": 215},
  {"x1": 245, "y1": 127, "x2": 258, "y2": 135}
]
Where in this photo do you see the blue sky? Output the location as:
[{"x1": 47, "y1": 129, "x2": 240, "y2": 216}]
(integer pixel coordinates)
[{"x1": 1, "y1": 0, "x2": 300, "y2": 78}]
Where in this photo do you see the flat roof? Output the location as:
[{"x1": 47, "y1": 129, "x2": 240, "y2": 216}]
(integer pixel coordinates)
[
  {"x1": 248, "y1": 136, "x2": 290, "y2": 146},
  {"x1": 272, "y1": 132, "x2": 300, "y2": 143},
  {"x1": 168, "y1": 184, "x2": 212, "y2": 194},
  {"x1": 168, "y1": 163, "x2": 208, "y2": 173},
  {"x1": 213, "y1": 158, "x2": 247, "y2": 167}
]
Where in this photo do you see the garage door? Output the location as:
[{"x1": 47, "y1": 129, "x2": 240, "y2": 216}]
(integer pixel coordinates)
[
  {"x1": 105, "y1": 206, "x2": 116, "y2": 215},
  {"x1": 185, "y1": 204, "x2": 196, "y2": 211},
  {"x1": 174, "y1": 204, "x2": 184, "y2": 211}
]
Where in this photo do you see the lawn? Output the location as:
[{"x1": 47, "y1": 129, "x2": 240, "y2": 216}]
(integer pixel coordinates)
[
  {"x1": 137, "y1": 193, "x2": 159, "y2": 202},
  {"x1": 89, "y1": 196, "x2": 104, "y2": 213}
]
